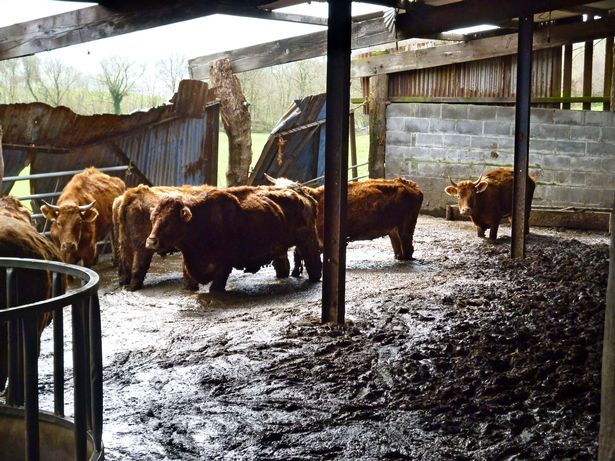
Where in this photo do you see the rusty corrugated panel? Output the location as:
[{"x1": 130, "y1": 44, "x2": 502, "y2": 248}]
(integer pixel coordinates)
[
  {"x1": 385, "y1": 47, "x2": 560, "y2": 100},
  {"x1": 0, "y1": 80, "x2": 213, "y2": 149},
  {"x1": 115, "y1": 115, "x2": 210, "y2": 187},
  {"x1": 248, "y1": 94, "x2": 327, "y2": 186}
]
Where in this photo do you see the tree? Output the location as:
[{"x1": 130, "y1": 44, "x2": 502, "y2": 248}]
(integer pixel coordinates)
[
  {"x1": 22, "y1": 56, "x2": 78, "y2": 107},
  {"x1": 98, "y1": 56, "x2": 144, "y2": 114},
  {"x1": 156, "y1": 53, "x2": 189, "y2": 98},
  {"x1": 0, "y1": 59, "x2": 21, "y2": 103}
]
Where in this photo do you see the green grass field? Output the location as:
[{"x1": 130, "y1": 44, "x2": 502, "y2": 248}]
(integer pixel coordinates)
[{"x1": 216, "y1": 132, "x2": 369, "y2": 186}]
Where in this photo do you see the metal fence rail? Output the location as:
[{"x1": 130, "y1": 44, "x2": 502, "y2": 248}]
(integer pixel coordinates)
[{"x1": 0, "y1": 257, "x2": 104, "y2": 461}]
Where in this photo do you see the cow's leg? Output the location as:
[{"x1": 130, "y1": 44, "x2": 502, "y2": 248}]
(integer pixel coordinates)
[
  {"x1": 397, "y1": 212, "x2": 419, "y2": 260},
  {"x1": 272, "y1": 255, "x2": 290, "y2": 278},
  {"x1": 476, "y1": 226, "x2": 486, "y2": 238},
  {"x1": 210, "y1": 267, "x2": 232, "y2": 293},
  {"x1": 291, "y1": 248, "x2": 304, "y2": 277},
  {"x1": 82, "y1": 246, "x2": 97, "y2": 268},
  {"x1": 182, "y1": 262, "x2": 199, "y2": 291},
  {"x1": 488, "y1": 223, "x2": 499, "y2": 240},
  {"x1": 128, "y1": 249, "x2": 154, "y2": 291},
  {"x1": 388, "y1": 229, "x2": 403, "y2": 260},
  {"x1": 118, "y1": 244, "x2": 133, "y2": 286},
  {"x1": 294, "y1": 227, "x2": 322, "y2": 282}
]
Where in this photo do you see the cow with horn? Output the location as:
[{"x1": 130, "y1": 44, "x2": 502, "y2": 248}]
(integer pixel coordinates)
[
  {"x1": 41, "y1": 167, "x2": 126, "y2": 267},
  {"x1": 444, "y1": 167, "x2": 536, "y2": 240}
]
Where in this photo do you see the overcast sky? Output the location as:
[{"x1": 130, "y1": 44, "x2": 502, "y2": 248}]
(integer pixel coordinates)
[{"x1": 0, "y1": 0, "x2": 386, "y2": 75}]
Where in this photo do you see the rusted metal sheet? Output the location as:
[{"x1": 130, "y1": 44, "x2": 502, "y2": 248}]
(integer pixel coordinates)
[
  {"x1": 1, "y1": 80, "x2": 219, "y2": 197},
  {"x1": 248, "y1": 94, "x2": 327, "y2": 186},
  {"x1": 0, "y1": 80, "x2": 214, "y2": 149},
  {"x1": 386, "y1": 48, "x2": 561, "y2": 100}
]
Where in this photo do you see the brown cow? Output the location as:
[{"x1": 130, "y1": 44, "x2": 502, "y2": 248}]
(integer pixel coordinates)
[
  {"x1": 444, "y1": 167, "x2": 536, "y2": 240},
  {"x1": 0, "y1": 195, "x2": 33, "y2": 225},
  {"x1": 113, "y1": 184, "x2": 213, "y2": 291},
  {"x1": 0, "y1": 196, "x2": 63, "y2": 393},
  {"x1": 145, "y1": 186, "x2": 322, "y2": 292},
  {"x1": 267, "y1": 176, "x2": 424, "y2": 275},
  {"x1": 41, "y1": 167, "x2": 125, "y2": 267}
]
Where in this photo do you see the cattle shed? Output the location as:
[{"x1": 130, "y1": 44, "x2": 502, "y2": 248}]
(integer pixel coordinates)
[{"x1": 0, "y1": 1, "x2": 615, "y2": 460}]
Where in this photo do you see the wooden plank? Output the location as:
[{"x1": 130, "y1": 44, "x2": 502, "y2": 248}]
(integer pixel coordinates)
[
  {"x1": 563, "y1": 44, "x2": 573, "y2": 109},
  {"x1": 352, "y1": 17, "x2": 615, "y2": 78},
  {"x1": 446, "y1": 205, "x2": 611, "y2": 232},
  {"x1": 352, "y1": 96, "x2": 609, "y2": 104},
  {"x1": 599, "y1": 203, "x2": 615, "y2": 461},
  {"x1": 583, "y1": 40, "x2": 594, "y2": 110},
  {"x1": 396, "y1": 0, "x2": 594, "y2": 38},
  {"x1": 189, "y1": 15, "x2": 394, "y2": 80},
  {"x1": 604, "y1": 37, "x2": 613, "y2": 111},
  {"x1": 368, "y1": 74, "x2": 387, "y2": 179},
  {"x1": 0, "y1": 0, "x2": 319, "y2": 61}
]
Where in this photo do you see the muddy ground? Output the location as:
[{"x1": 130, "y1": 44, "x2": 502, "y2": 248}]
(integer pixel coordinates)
[{"x1": 36, "y1": 215, "x2": 609, "y2": 460}]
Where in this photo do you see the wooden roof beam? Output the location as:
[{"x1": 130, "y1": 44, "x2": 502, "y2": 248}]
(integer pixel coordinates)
[
  {"x1": 0, "y1": 0, "x2": 321, "y2": 61},
  {"x1": 396, "y1": 0, "x2": 597, "y2": 37},
  {"x1": 353, "y1": 15, "x2": 615, "y2": 78},
  {"x1": 189, "y1": 15, "x2": 397, "y2": 80}
]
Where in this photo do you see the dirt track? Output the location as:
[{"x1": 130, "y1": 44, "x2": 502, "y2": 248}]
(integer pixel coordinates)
[{"x1": 38, "y1": 215, "x2": 609, "y2": 460}]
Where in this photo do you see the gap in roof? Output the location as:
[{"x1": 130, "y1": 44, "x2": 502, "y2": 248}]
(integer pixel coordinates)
[{"x1": 279, "y1": 1, "x2": 387, "y2": 18}]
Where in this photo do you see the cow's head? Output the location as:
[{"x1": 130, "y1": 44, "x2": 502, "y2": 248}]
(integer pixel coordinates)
[
  {"x1": 41, "y1": 201, "x2": 98, "y2": 261},
  {"x1": 444, "y1": 175, "x2": 489, "y2": 217},
  {"x1": 146, "y1": 196, "x2": 192, "y2": 253}
]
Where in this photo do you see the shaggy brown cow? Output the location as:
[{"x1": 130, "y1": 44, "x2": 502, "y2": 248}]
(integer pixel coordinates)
[
  {"x1": 0, "y1": 196, "x2": 63, "y2": 393},
  {"x1": 267, "y1": 176, "x2": 424, "y2": 275},
  {"x1": 113, "y1": 184, "x2": 213, "y2": 291},
  {"x1": 444, "y1": 167, "x2": 536, "y2": 240},
  {"x1": 145, "y1": 186, "x2": 322, "y2": 292},
  {"x1": 41, "y1": 167, "x2": 125, "y2": 267},
  {"x1": 0, "y1": 195, "x2": 33, "y2": 225}
]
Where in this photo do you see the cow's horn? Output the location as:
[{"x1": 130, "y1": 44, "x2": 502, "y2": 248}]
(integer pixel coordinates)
[
  {"x1": 41, "y1": 200, "x2": 59, "y2": 210},
  {"x1": 264, "y1": 173, "x2": 276, "y2": 184},
  {"x1": 448, "y1": 176, "x2": 457, "y2": 187},
  {"x1": 473, "y1": 174, "x2": 484, "y2": 186},
  {"x1": 78, "y1": 201, "x2": 96, "y2": 211}
]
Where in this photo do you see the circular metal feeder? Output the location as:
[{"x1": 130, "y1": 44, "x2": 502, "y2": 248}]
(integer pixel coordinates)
[{"x1": 0, "y1": 257, "x2": 104, "y2": 461}]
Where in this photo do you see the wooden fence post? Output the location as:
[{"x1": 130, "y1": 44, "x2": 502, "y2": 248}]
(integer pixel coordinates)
[
  {"x1": 599, "y1": 202, "x2": 615, "y2": 461},
  {"x1": 368, "y1": 74, "x2": 387, "y2": 179}
]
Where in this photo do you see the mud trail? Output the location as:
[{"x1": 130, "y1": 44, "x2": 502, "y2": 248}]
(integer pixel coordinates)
[{"x1": 36, "y1": 215, "x2": 609, "y2": 460}]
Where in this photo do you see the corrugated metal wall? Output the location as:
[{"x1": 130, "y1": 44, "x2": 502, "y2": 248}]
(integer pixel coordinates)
[
  {"x1": 116, "y1": 113, "x2": 214, "y2": 187},
  {"x1": 387, "y1": 48, "x2": 562, "y2": 100}
]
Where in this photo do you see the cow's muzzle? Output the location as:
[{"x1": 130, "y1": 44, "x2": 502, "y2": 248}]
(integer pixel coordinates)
[
  {"x1": 145, "y1": 237, "x2": 159, "y2": 250},
  {"x1": 60, "y1": 242, "x2": 78, "y2": 253},
  {"x1": 459, "y1": 207, "x2": 472, "y2": 217}
]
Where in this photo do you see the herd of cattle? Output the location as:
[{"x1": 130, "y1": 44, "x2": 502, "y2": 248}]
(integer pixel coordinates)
[
  {"x1": 2, "y1": 166, "x2": 537, "y2": 294},
  {"x1": 0, "y1": 165, "x2": 536, "y2": 391}
]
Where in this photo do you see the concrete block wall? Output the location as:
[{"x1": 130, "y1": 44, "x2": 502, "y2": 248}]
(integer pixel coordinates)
[{"x1": 386, "y1": 103, "x2": 615, "y2": 213}]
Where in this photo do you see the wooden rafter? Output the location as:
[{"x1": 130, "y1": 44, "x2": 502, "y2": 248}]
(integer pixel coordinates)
[
  {"x1": 396, "y1": 0, "x2": 597, "y2": 37},
  {"x1": 353, "y1": 16, "x2": 615, "y2": 78},
  {"x1": 189, "y1": 15, "x2": 395, "y2": 80}
]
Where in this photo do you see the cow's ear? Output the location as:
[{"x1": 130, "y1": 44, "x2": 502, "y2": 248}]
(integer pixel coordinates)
[
  {"x1": 444, "y1": 186, "x2": 458, "y2": 196},
  {"x1": 475, "y1": 181, "x2": 489, "y2": 194},
  {"x1": 181, "y1": 206, "x2": 192, "y2": 223},
  {"x1": 81, "y1": 208, "x2": 99, "y2": 223},
  {"x1": 40, "y1": 205, "x2": 59, "y2": 221}
]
